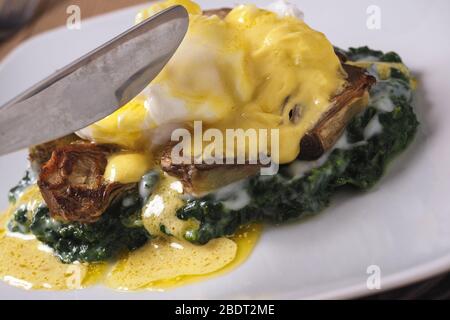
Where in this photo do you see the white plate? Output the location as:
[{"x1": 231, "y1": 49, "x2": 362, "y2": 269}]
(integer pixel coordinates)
[{"x1": 1, "y1": 0, "x2": 450, "y2": 300}]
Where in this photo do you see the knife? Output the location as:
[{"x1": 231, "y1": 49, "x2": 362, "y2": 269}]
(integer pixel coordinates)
[{"x1": 0, "y1": 5, "x2": 188, "y2": 156}]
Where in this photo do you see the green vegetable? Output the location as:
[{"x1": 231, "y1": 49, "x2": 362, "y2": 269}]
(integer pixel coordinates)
[
  {"x1": 8, "y1": 169, "x2": 36, "y2": 203},
  {"x1": 8, "y1": 205, "x2": 31, "y2": 234},
  {"x1": 346, "y1": 46, "x2": 403, "y2": 63},
  {"x1": 139, "y1": 170, "x2": 160, "y2": 202},
  {"x1": 8, "y1": 192, "x2": 150, "y2": 263},
  {"x1": 346, "y1": 106, "x2": 377, "y2": 143},
  {"x1": 177, "y1": 47, "x2": 419, "y2": 244},
  {"x1": 159, "y1": 224, "x2": 173, "y2": 236}
]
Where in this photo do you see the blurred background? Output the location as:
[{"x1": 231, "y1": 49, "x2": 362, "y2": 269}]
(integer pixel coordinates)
[
  {"x1": 0, "y1": 0, "x2": 148, "y2": 59},
  {"x1": 0, "y1": 0, "x2": 448, "y2": 300}
]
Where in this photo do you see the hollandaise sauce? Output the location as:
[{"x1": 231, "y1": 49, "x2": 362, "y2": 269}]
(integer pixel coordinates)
[
  {"x1": 105, "y1": 224, "x2": 261, "y2": 291},
  {"x1": 0, "y1": 183, "x2": 261, "y2": 291},
  {"x1": 0, "y1": 187, "x2": 106, "y2": 290},
  {"x1": 78, "y1": 0, "x2": 346, "y2": 164}
]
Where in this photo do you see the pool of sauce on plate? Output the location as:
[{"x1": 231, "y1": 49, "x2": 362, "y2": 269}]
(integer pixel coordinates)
[{"x1": 0, "y1": 186, "x2": 261, "y2": 291}]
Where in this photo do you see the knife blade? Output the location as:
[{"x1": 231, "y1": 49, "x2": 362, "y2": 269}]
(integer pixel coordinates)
[{"x1": 0, "y1": 5, "x2": 188, "y2": 156}]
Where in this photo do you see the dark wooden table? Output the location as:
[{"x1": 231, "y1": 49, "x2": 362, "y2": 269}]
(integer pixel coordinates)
[{"x1": 0, "y1": 0, "x2": 447, "y2": 300}]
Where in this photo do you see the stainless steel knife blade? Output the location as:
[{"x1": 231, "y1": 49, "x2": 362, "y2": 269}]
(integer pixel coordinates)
[{"x1": 0, "y1": 5, "x2": 189, "y2": 156}]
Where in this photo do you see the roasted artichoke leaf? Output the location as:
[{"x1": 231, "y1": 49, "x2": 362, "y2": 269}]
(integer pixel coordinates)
[
  {"x1": 29, "y1": 134, "x2": 81, "y2": 169},
  {"x1": 37, "y1": 142, "x2": 132, "y2": 223},
  {"x1": 298, "y1": 64, "x2": 376, "y2": 160},
  {"x1": 161, "y1": 145, "x2": 261, "y2": 195}
]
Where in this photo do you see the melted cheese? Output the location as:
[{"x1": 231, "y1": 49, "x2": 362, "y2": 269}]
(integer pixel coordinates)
[{"x1": 79, "y1": 0, "x2": 345, "y2": 164}]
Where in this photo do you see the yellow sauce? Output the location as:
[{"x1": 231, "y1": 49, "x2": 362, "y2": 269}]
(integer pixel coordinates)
[
  {"x1": 0, "y1": 184, "x2": 262, "y2": 291},
  {"x1": 0, "y1": 236, "x2": 106, "y2": 290},
  {"x1": 143, "y1": 174, "x2": 199, "y2": 239},
  {"x1": 104, "y1": 152, "x2": 153, "y2": 183},
  {"x1": 155, "y1": 224, "x2": 261, "y2": 290},
  {"x1": 106, "y1": 224, "x2": 261, "y2": 291},
  {"x1": 82, "y1": 0, "x2": 346, "y2": 164},
  {"x1": 0, "y1": 187, "x2": 106, "y2": 290},
  {"x1": 348, "y1": 61, "x2": 409, "y2": 80}
]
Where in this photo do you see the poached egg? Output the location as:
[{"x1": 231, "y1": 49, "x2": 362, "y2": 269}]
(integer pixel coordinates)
[{"x1": 77, "y1": 0, "x2": 345, "y2": 165}]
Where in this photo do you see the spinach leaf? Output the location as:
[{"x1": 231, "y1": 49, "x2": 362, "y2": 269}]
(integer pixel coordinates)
[
  {"x1": 8, "y1": 205, "x2": 31, "y2": 234},
  {"x1": 8, "y1": 169, "x2": 36, "y2": 203},
  {"x1": 8, "y1": 191, "x2": 150, "y2": 263},
  {"x1": 346, "y1": 46, "x2": 403, "y2": 63}
]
